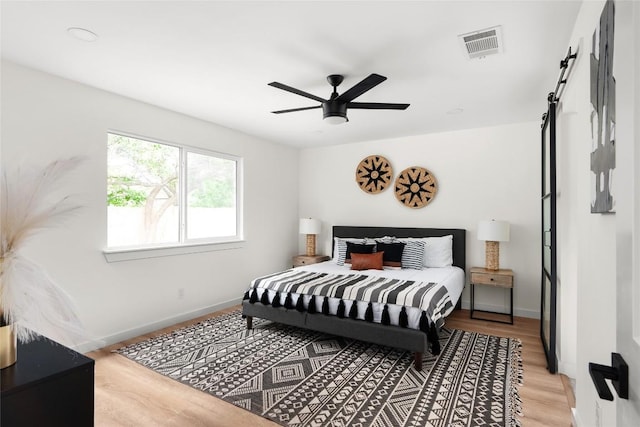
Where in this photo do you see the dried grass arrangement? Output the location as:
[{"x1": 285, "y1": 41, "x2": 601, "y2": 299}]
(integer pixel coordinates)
[{"x1": 0, "y1": 157, "x2": 86, "y2": 346}]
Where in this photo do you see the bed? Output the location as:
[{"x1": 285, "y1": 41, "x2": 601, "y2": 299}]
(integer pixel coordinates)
[{"x1": 242, "y1": 226, "x2": 466, "y2": 370}]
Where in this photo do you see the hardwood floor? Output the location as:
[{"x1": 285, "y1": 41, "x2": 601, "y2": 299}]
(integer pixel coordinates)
[{"x1": 88, "y1": 307, "x2": 573, "y2": 426}]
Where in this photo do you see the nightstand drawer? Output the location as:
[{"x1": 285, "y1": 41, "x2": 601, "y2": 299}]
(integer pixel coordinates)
[
  {"x1": 292, "y1": 255, "x2": 330, "y2": 267},
  {"x1": 470, "y1": 272, "x2": 513, "y2": 287}
]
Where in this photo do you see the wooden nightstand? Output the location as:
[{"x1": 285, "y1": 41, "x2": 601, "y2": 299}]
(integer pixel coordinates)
[
  {"x1": 469, "y1": 267, "x2": 514, "y2": 324},
  {"x1": 292, "y1": 255, "x2": 330, "y2": 267}
]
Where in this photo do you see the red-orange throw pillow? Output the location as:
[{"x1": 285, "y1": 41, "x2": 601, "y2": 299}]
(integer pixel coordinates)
[{"x1": 350, "y1": 251, "x2": 384, "y2": 271}]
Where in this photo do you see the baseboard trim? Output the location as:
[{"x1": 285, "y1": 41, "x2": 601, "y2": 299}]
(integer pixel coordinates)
[
  {"x1": 558, "y1": 360, "x2": 577, "y2": 379},
  {"x1": 74, "y1": 297, "x2": 242, "y2": 353},
  {"x1": 560, "y1": 373, "x2": 576, "y2": 409},
  {"x1": 571, "y1": 407, "x2": 580, "y2": 427}
]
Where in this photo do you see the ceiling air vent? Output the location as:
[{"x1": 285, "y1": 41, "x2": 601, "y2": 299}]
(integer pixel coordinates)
[{"x1": 458, "y1": 26, "x2": 503, "y2": 59}]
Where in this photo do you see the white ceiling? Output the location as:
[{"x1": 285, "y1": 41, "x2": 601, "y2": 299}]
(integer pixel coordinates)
[{"x1": 1, "y1": 1, "x2": 581, "y2": 148}]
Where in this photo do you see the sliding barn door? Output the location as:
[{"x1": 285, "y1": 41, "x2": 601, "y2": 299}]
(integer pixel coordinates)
[{"x1": 541, "y1": 100, "x2": 557, "y2": 373}]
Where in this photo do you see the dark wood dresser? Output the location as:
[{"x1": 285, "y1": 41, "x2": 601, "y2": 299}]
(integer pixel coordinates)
[{"x1": 1, "y1": 335, "x2": 94, "y2": 426}]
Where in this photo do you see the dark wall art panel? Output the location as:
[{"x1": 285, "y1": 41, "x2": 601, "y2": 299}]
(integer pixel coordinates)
[{"x1": 590, "y1": 0, "x2": 616, "y2": 213}]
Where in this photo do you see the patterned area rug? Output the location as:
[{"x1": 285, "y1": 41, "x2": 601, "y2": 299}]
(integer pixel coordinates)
[{"x1": 117, "y1": 310, "x2": 523, "y2": 427}]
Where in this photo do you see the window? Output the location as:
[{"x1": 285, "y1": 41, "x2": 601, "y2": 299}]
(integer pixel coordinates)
[{"x1": 107, "y1": 133, "x2": 241, "y2": 250}]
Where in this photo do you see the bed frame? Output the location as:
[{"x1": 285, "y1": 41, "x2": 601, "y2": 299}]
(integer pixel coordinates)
[{"x1": 242, "y1": 226, "x2": 466, "y2": 370}]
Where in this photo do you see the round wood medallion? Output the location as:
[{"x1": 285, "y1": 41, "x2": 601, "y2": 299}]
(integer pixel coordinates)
[
  {"x1": 355, "y1": 155, "x2": 393, "y2": 194},
  {"x1": 394, "y1": 166, "x2": 437, "y2": 208}
]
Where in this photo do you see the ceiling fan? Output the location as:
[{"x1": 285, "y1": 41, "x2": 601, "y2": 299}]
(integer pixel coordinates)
[{"x1": 268, "y1": 73, "x2": 409, "y2": 124}]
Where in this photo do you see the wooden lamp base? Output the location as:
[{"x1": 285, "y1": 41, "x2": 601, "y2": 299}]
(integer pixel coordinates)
[
  {"x1": 485, "y1": 241, "x2": 500, "y2": 270},
  {"x1": 306, "y1": 234, "x2": 316, "y2": 256}
]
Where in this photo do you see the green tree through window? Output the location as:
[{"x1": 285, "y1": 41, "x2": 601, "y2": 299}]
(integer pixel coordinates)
[{"x1": 107, "y1": 133, "x2": 240, "y2": 248}]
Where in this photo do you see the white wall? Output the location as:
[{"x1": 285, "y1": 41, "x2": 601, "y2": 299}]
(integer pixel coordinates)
[
  {"x1": 299, "y1": 122, "x2": 540, "y2": 318},
  {"x1": 0, "y1": 61, "x2": 299, "y2": 351},
  {"x1": 557, "y1": 0, "x2": 635, "y2": 425}
]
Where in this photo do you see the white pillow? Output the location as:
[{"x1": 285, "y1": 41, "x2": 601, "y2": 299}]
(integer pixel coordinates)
[
  {"x1": 423, "y1": 235, "x2": 453, "y2": 267},
  {"x1": 393, "y1": 235, "x2": 453, "y2": 268}
]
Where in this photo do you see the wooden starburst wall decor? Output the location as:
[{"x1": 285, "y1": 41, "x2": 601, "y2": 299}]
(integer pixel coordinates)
[
  {"x1": 355, "y1": 155, "x2": 393, "y2": 194},
  {"x1": 394, "y1": 166, "x2": 438, "y2": 208}
]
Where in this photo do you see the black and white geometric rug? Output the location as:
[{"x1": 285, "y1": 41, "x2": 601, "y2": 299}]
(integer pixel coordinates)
[{"x1": 117, "y1": 310, "x2": 523, "y2": 427}]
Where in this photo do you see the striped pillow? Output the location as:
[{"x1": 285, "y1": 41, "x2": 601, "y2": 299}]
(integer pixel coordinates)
[
  {"x1": 334, "y1": 238, "x2": 357, "y2": 264},
  {"x1": 334, "y1": 238, "x2": 375, "y2": 265},
  {"x1": 401, "y1": 240, "x2": 425, "y2": 270}
]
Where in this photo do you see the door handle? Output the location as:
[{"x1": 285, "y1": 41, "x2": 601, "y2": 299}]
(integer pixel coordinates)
[{"x1": 589, "y1": 352, "x2": 628, "y2": 401}]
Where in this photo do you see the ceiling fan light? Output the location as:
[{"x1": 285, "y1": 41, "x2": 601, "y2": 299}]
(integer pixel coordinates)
[
  {"x1": 322, "y1": 101, "x2": 348, "y2": 125},
  {"x1": 324, "y1": 115, "x2": 348, "y2": 125}
]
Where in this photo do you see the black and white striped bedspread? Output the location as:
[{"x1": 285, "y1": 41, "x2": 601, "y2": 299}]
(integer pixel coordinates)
[{"x1": 245, "y1": 269, "x2": 453, "y2": 332}]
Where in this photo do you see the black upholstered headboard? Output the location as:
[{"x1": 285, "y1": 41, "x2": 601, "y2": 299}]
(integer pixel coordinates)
[{"x1": 332, "y1": 226, "x2": 466, "y2": 272}]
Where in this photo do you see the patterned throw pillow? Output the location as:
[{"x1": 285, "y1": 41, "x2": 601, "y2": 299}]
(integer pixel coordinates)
[
  {"x1": 376, "y1": 235, "x2": 397, "y2": 244},
  {"x1": 401, "y1": 240, "x2": 425, "y2": 270}
]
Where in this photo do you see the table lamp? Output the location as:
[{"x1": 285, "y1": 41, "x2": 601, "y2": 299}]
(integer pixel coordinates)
[
  {"x1": 299, "y1": 218, "x2": 321, "y2": 256},
  {"x1": 477, "y1": 220, "x2": 510, "y2": 270}
]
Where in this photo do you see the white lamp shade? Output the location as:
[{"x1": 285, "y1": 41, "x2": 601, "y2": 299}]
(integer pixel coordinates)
[
  {"x1": 477, "y1": 220, "x2": 510, "y2": 242},
  {"x1": 299, "y1": 218, "x2": 321, "y2": 235}
]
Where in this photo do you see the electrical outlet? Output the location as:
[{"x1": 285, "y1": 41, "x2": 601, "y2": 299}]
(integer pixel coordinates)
[
  {"x1": 595, "y1": 401, "x2": 601, "y2": 427},
  {"x1": 178, "y1": 288, "x2": 185, "y2": 299}
]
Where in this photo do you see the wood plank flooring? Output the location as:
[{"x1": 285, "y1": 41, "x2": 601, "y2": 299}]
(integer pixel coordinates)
[{"x1": 88, "y1": 307, "x2": 573, "y2": 426}]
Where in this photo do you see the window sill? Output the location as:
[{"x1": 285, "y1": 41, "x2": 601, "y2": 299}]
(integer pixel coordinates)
[{"x1": 103, "y1": 240, "x2": 245, "y2": 263}]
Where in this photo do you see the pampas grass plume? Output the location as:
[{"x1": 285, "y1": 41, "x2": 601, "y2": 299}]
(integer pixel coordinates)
[{"x1": 0, "y1": 157, "x2": 86, "y2": 345}]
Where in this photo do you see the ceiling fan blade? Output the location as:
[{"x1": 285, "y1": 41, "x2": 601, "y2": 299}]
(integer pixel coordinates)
[
  {"x1": 347, "y1": 102, "x2": 410, "y2": 110},
  {"x1": 336, "y1": 73, "x2": 387, "y2": 102},
  {"x1": 268, "y1": 82, "x2": 327, "y2": 103},
  {"x1": 271, "y1": 105, "x2": 322, "y2": 114}
]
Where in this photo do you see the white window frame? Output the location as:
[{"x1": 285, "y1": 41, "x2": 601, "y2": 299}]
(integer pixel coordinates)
[{"x1": 103, "y1": 131, "x2": 244, "y2": 262}]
